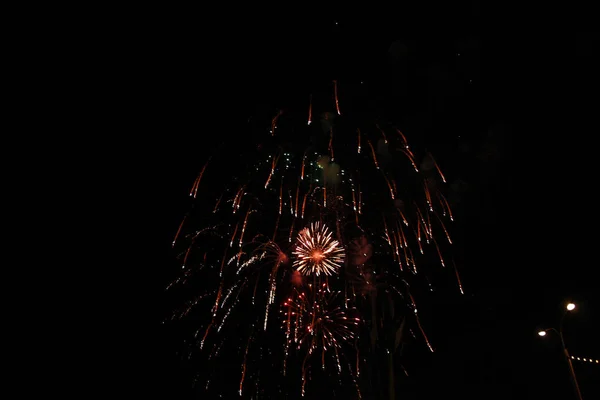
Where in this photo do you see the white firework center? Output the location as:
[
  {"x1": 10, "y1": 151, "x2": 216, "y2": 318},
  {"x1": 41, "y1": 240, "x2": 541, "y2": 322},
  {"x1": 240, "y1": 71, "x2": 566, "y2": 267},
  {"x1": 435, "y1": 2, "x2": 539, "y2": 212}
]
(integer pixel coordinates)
[{"x1": 292, "y1": 222, "x2": 345, "y2": 276}]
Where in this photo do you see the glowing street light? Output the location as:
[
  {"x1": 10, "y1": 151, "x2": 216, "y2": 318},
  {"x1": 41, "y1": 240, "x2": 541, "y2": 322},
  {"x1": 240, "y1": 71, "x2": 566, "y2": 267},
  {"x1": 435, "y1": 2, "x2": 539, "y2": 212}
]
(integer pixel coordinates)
[{"x1": 537, "y1": 301, "x2": 583, "y2": 400}]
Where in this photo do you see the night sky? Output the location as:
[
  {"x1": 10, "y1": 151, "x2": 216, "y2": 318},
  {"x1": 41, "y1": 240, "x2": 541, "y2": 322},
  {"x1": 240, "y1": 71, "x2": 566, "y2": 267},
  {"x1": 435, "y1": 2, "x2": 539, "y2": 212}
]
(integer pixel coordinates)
[{"x1": 114, "y1": 6, "x2": 599, "y2": 400}]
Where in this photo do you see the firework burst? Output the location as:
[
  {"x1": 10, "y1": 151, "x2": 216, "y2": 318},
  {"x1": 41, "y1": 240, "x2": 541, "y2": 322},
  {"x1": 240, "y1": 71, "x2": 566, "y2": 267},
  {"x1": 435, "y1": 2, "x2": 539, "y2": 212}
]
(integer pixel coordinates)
[
  {"x1": 292, "y1": 222, "x2": 344, "y2": 276},
  {"x1": 281, "y1": 283, "x2": 360, "y2": 395},
  {"x1": 166, "y1": 81, "x2": 463, "y2": 398}
]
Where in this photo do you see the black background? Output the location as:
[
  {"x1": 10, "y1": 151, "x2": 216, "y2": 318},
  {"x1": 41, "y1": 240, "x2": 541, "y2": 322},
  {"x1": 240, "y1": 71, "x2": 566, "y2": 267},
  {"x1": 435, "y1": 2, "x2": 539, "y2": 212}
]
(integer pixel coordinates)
[{"x1": 100, "y1": 5, "x2": 599, "y2": 399}]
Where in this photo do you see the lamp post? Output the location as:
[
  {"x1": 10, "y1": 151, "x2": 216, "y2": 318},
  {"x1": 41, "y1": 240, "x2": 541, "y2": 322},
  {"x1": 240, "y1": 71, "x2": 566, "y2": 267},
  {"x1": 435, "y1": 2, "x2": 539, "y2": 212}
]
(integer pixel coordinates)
[{"x1": 538, "y1": 302, "x2": 583, "y2": 400}]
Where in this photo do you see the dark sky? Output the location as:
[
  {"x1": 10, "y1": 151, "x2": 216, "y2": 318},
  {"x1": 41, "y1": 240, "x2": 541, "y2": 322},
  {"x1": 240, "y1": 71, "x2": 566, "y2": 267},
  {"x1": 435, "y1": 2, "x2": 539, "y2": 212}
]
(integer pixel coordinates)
[{"x1": 113, "y1": 6, "x2": 599, "y2": 400}]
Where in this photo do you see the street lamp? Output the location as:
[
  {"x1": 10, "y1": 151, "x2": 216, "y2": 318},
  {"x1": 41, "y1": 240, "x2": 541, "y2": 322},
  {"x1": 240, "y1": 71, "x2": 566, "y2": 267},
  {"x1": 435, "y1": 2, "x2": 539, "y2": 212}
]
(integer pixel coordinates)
[{"x1": 538, "y1": 302, "x2": 583, "y2": 400}]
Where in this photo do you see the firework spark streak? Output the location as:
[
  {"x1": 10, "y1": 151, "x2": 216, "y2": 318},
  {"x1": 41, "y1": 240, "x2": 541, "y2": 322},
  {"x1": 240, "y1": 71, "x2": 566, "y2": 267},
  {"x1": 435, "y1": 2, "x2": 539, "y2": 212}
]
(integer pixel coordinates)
[
  {"x1": 190, "y1": 158, "x2": 210, "y2": 199},
  {"x1": 166, "y1": 82, "x2": 461, "y2": 398},
  {"x1": 333, "y1": 80, "x2": 341, "y2": 115},
  {"x1": 307, "y1": 94, "x2": 312, "y2": 125}
]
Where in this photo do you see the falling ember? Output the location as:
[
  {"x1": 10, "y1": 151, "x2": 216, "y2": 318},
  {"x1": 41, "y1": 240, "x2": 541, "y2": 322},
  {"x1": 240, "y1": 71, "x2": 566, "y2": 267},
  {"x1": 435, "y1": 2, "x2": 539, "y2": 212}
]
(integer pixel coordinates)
[
  {"x1": 279, "y1": 180, "x2": 283, "y2": 215},
  {"x1": 307, "y1": 94, "x2": 312, "y2": 125},
  {"x1": 428, "y1": 152, "x2": 447, "y2": 183},
  {"x1": 415, "y1": 206, "x2": 430, "y2": 239},
  {"x1": 401, "y1": 149, "x2": 419, "y2": 172},
  {"x1": 190, "y1": 158, "x2": 210, "y2": 199},
  {"x1": 415, "y1": 313, "x2": 434, "y2": 352},
  {"x1": 300, "y1": 195, "x2": 308, "y2": 219},
  {"x1": 398, "y1": 208, "x2": 409, "y2": 227},
  {"x1": 239, "y1": 333, "x2": 252, "y2": 396},
  {"x1": 238, "y1": 208, "x2": 251, "y2": 248},
  {"x1": 375, "y1": 123, "x2": 388, "y2": 144},
  {"x1": 301, "y1": 152, "x2": 307, "y2": 181},
  {"x1": 383, "y1": 217, "x2": 391, "y2": 246},
  {"x1": 366, "y1": 139, "x2": 379, "y2": 169},
  {"x1": 351, "y1": 185, "x2": 358, "y2": 218},
  {"x1": 357, "y1": 128, "x2": 361, "y2": 153},
  {"x1": 271, "y1": 110, "x2": 283, "y2": 135},
  {"x1": 264, "y1": 153, "x2": 280, "y2": 189},
  {"x1": 329, "y1": 128, "x2": 334, "y2": 161},
  {"x1": 452, "y1": 260, "x2": 464, "y2": 294},
  {"x1": 393, "y1": 231, "x2": 403, "y2": 271},
  {"x1": 213, "y1": 193, "x2": 223, "y2": 213},
  {"x1": 230, "y1": 222, "x2": 239, "y2": 247},
  {"x1": 232, "y1": 185, "x2": 245, "y2": 213},
  {"x1": 439, "y1": 192, "x2": 454, "y2": 221},
  {"x1": 289, "y1": 218, "x2": 295, "y2": 243},
  {"x1": 172, "y1": 214, "x2": 187, "y2": 247},
  {"x1": 264, "y1": 251, "x2": 285, "y2": 330},
  {"x1": 383, "y1": 173, "x2": 395, "y2": 200},
  {"x1": 432, "y1": 238, "x2": 445, "y2": 267},
  {"x1": 357, "y1": 183, "x2": 362, "y2": 214},
  {"x1": 293, "y1": 222, "x2": 344, "y2": 276},
  {"x1": 395, "y1": 128, "x2": 409, "y2": 148},
  {"x1": 423, "y1": 182, "x2": 433, "y2": 212},
  {"x1": 333, "y1": 80, "x2": 341, "y2": 115},
  {"x1": 434, "y1": 212, "x2": 452, "y2": 244}
]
